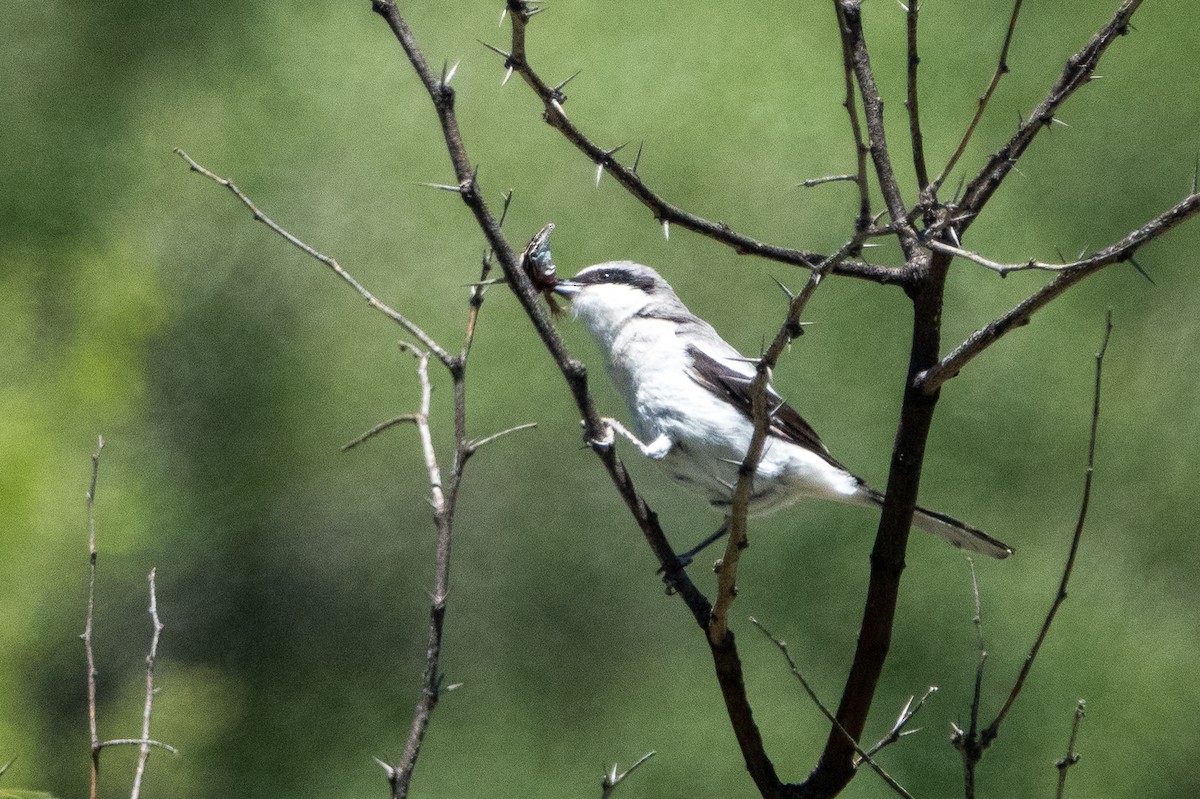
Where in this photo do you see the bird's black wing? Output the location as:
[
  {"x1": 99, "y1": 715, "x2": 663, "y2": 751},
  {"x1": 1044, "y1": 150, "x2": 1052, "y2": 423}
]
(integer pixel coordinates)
[{"x1": 684, "y1": 344, "x2": 847, "y2": 471}]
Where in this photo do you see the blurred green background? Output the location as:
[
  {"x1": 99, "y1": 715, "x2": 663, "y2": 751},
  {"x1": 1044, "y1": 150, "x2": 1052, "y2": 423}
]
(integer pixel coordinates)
[{"x1": 3, "y1": 1, "x2": 1199, "y2": 797}]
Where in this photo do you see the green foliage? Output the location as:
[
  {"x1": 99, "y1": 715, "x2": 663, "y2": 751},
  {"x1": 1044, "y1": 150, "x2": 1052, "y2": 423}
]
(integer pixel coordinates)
[{"x1": 2, "y1": 1, "x2": 1199, "y2": 798}]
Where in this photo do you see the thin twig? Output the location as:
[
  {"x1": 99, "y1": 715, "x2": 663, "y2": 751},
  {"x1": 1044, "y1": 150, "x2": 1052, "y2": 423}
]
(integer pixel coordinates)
[
  {"x1": 387, "y1": 347, "x2": 450, "y2": 799},
  {"x1": 952, "y1": 558, "x2": 989, "y2": 797},
  {"x1": 981, "y1": 312, "x2": 1112, "y2": 744},
  {"x1": 600, "y1": 751, "x2": 656, "y2": 799},
  {"x1": 84, "y1": 435, "x2": 104, "y2": 799},
  {"x1": 929, "y1": 0, "x2": 1025, "y2": 195},
  {"x1": 919, "y1": 193, "x2": 1197, "y2": 393},
  {"x1": 1055, "y1": 700, "x2": 1087, "y2": 799},
  {"x1": 173, "y1": 148, "x2": 454, "y2": 367},
  {"x1": 342, "y1": 415, "x2": 421, "y2": 452},
  {"x1": 464, "y1": 422, "x2": 538, "y2": 457},
  {"x1": 905, "y1": 0, "x2": 930, "y2": 192},
  {"x1": 751, "y1": 619, "x2": 915, "y2": 799},
  {"x1": 97, "y1": 739, "x2": 178, "y2": 754},
  {"x1": 130, "y1": 568, "x2": 166, "y2": 799}
]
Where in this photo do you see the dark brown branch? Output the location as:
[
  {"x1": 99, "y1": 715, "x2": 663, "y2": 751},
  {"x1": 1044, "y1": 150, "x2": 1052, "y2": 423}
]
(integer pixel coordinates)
[
  {"x1": 929, "y1": 0, "x2": 1025, "y2": 196},
  {"x1": 83, "y1": 435, "x2": 103, "y2": 799},
  {"x1": 919, "y1": 192, "x2": 1198, "y2": 393},
  {"x1": 834, "y1": 1, "x2": 921, "y2": 260},
  {"x1": 833, "y1": 0, "x2": 872, "y2": 234},
  {"x1": 904, "y1": 0, "x2": 930, "y2": 192},
  {"x1": 130, "y1": 568, "x2": 166, "y2": 799},
  {"x1": 492, "y1": 2, "x2": 902, "y2": 286},
  {"x1": 958, "y1": 0, "x2": 1143, "y2": 226}
]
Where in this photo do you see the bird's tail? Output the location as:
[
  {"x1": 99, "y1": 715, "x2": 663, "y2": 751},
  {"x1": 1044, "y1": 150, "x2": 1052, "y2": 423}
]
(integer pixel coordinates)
[{"x1": 864, "y1": 489, "x2": 1012, "y2": 559}]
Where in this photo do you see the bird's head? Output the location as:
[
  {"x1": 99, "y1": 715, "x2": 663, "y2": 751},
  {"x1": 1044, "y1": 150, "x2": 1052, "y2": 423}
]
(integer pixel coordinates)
[{"x1": 553, "y1": 262, "x2": 683, "y2": 339}]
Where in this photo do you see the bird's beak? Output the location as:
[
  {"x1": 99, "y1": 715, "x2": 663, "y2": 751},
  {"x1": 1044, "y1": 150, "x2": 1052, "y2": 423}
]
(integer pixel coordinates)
[{"x1": 552, "y1": 280, "x2": 581, "y2": 297}]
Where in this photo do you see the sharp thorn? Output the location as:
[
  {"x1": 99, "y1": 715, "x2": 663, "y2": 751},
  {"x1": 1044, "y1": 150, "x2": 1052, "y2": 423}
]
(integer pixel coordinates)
[
  {"x1": 498, "y1": 189, "x2": 514, "y2": 228},
  {"x1": 897, "y1": 0, "x2": 909, "y2": 11},
  {"x1": 526, "y1": 6, "x2": 545, "y2": 17},
  {"x1": 632, "y1": 141, "x2": 644, "y2": 174},
  {"x1": 553, "y1": 69, "x2": 581, "y2": 92},
  {"x1": 502, "y1": 65, "x2": 514, "y2": 86},
  {"x1": 859, "y1": 242, "x2": 882, "y2": 249},
  {"x1": 604, "y1": 142, "x2": 629, "y2": 158},
  {"x1": 549, "y1": 98, "x2": 567, "y2": 118},
  {"x1": 952, "y1": 175, "x2": 966, "y2": 203},
  {"x1": 1192, "y1": 153, "x2": 1199, "y2": 195},
  {"x1": 1078, "y1": 243, "x2": 1092, "y2": 259},
  {"x1": 478, "y1": 40, "x2": 512, "y2": 59},
  {"x1": 662, "y1": 220, "x2": 670, "y2": 241},
  {"x1": 771, "y1": 275, "x2": 795, "y2": 300},
  {"x1": 418, "y1": 181, "x2": 463, "y2": 193},
  {"x1": 444, "y1": 59, "x2": 461, "y2": 86},
  {"x1": 948, "y1": 227, "x2": 961, "y2": 246},
  {"x1": 1128, "y1": 256, "x2": 1155, "y2": 285},
  {"x1": 595, "y1": 161, "x2": 604, "y2": 187},
  {"x1": 1050, "y1": 116, "x2": 1070, "y2": 128},
  {"x1": 499, "y1": 6, "x2": 508, "y2": 26}
]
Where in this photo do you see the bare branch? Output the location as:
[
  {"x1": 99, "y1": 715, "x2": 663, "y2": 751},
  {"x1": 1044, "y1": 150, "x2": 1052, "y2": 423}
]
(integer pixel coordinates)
[
  {"x1": 981, "y1": 312, "x2": 1111, "y2": 744},
  {"x1": 929, "y1": 0, "x2": 1025, "y2": 196},
  {"x1": 920, "y1": 192, "x2": 1197, "y2": 393},
  {"x1": 1055, "y1": 700, "x2": 1087, "y2": 799},
  {"x1": 83, "y1": 435, "x2": 104, "y2": 799},
  {"x1": 130, "y1": 568, "x2": 166, "y2": 799},
  {"x1": 833, "y1": 0, "x2": 872, "y2": 233},
  {"x1": 834, "y1": 1, "x2": 921, "y2": 259},
  {"x1": 799, "y1": 174, "x2": 858, "y2": 189},
  {"x1": 464, "y1": 422, "x2": 538, "y2": 457},
  {"x1": 905, "y1": 0, "x2": 930, "y2": 191},
  {"x1": 341, "y1": 415, "x2": 421, "y2": 452},
  {"x1": 958, "y1": 1, "x2": 1144, "y2": 225},
  {"x1": 386, "y1": 347, "x2": 449, "y2": 799},
  {"x1": 750, "y1": 619, "x2": 915, "y2": 799},
  {"x1": 96, "y1": 739, "x2": 179, "y2": 754},
  {"x1": 173, "y1": 148, "x2": 454, "y2": 367}
]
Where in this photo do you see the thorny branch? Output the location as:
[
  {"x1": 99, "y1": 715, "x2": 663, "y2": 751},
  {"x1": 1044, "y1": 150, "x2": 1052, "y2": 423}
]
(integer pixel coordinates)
[
  {"x1": 928, "y1": 0, "x2": 1025, "y2": 197},
  {"x1": 488, "y1": 1, "x2": 905, "y2": 285},
  {"x1": 920, "y1": 194, "x2": 1198, "y2": 393}
]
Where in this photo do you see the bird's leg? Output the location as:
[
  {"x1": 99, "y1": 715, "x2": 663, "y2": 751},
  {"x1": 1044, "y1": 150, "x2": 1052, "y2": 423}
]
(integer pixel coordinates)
[
  {"x1": 590, "y1": 417, "x2": 672, "y2": 460},
  {"x1": 658, "y1": 519, "x2": 730, "y2": 583}
]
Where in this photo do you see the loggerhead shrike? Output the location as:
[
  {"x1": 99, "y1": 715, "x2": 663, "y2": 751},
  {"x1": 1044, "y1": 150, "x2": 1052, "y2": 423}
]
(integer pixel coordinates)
[{"x1": 552, "y1": 262, "x2": 1012, "y2": 560}]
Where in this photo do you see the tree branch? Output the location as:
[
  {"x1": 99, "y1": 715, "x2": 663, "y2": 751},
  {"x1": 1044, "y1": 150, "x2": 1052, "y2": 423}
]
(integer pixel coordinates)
[
  {"x1": 489, "y1": 1, "x2": 902, "y2": 285},
  {"x1": 957, "y1": 0, "x2": 1143, "y2": 227},
  {"x1": 83, "y1": 435, "x2": 104, "y2": 799},
  {"x1": 904, "y1": 0, "x2": 930, "y2": 193},
  {"x1": 173, "y1": 148, "x2": 454, "y2": 368},
  {"x1": 130, "y1": 568, "x2": 165, "y2": 799},
  {"x1": 919, "y1": 192, "x2": 1198, "y2": 393},
  {"x1": 928, "y1": 0, "x2": 1025, "y2": 197}
]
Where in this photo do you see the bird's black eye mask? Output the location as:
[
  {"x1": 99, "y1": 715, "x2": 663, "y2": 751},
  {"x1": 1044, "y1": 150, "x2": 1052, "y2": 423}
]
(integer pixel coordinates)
[{"x1": 573, "y1": 268, "x2": 657, "y2": 293}]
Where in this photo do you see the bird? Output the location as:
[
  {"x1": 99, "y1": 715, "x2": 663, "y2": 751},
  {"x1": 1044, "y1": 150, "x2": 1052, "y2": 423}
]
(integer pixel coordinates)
[{"x1": 552, "y1": 261, "x2": 1012, "y2": 562}]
